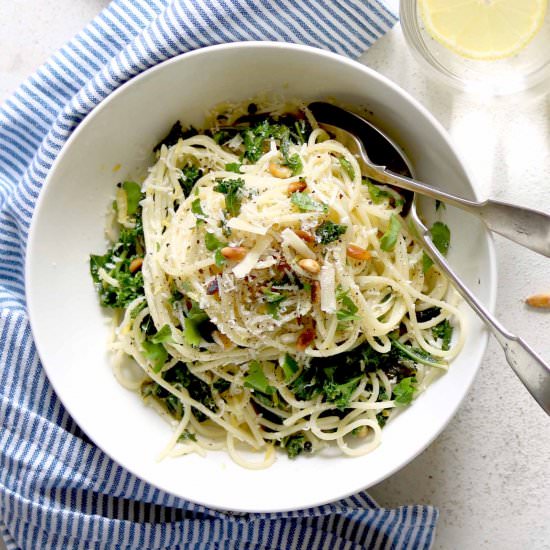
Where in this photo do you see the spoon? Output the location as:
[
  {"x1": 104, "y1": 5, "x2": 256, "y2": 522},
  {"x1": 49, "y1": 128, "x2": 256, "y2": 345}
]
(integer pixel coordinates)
[
  {"x1": 308, "y1": 101, "x2": 550, "y2": 415},
  {"x1": 308, "y1": 102, "x2": 550, "y2": 257}
]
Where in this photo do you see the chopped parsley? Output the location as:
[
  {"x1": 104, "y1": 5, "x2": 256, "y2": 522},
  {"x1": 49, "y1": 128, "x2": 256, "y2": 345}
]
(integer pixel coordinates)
[
  {"x1": 179, "y1": 165, "x2": 202, "y2": 198},
  {"x1": 224, "y1": 162, "x2": 242, "y2": 173},
  {"x1": 432, "y1": 319, "x2": 453, "y2": 351},
  {"x1": 183, "y1": 302, "x2": 210, "y2": 347},
  {"x1": 214, "y1": 177, "x2": 245, "y2": 217},
  {"x1": 336, "y1": 287, "x2": 360, "y2": 323},
  {"x1": 263, "y1": 287, "x2": 286, "y2": 318},
  {"x1": 423, "y1": 221, "x2": 451, "y2": 272},
  {"x1": 122, "y1": 181, "x2": 141, "y2": 215},
  {"x1": 142, "y1": 325, "x2": 172, "y2": 373},
  {"x1": 204, "y1": 232, "x2": 227, "y2": 267},
  {"x1": 244, "y1": 361, "x2": 276, "y2": 395},
  {"x1": 364, "y1": 178, "x2": 391, "y2": 204},
  {"x1": 339, "y1": 157, "x2": 355, "y2": 180},
  {"x1": 281, "y1": 353, "x2": 299, "y2": 381},
  {"x1": 290, "y1": 192, "x2": 328, "y2": 213},
  {"x1": 191, "y1": 198, "x2": 206, "y2": 224},
  {"x1": 315, "y1": 220, "x2": 347, "y2": 244},
  {"x1": 392, "y1": 377, "x2": 417, "y2": 405},
  {"x1": 380, "y1": 214, "x2": 401, "y2": 252}
]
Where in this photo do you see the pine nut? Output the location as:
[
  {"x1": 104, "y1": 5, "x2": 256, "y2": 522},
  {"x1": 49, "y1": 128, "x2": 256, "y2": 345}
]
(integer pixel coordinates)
[
  {"x1": 526, "y1": 293, "x2": 550, "y2": 308},
  {"x1": 346, "y1": 244, "x2": 371, "y2": 261},
  {"x1": 129, "y1": 257, "x2": 143, "y2": 273},
  {"x1": 287, "y1": 180, "x2": 307, "y2": 194},
  {"x1": 295, "y1": 229, "x2": 315, "y2": 243},
  {"x1": 298, "y1": 258, "x2": 320, "y2": 274},
  {"x1": 220, "y1": 246, "x2": 247, "y2": 261},
  {"x1": 269, "y1": 162, "x2": 292, "y2": 179}
]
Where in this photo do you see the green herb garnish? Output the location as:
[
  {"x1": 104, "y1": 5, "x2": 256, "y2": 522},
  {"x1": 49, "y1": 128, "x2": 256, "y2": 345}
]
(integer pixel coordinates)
[
  {"x1": 122, "y1": 181, "x2": 141, "y2": 215},
  {"x1": 281, "y1": 353, "x2": 299, "y2": 381},
  {"x1": 432, "y1": 319, "x2": 453, "y2": 351},
  {"x1": 339, "y1": 157, "x2": 355, "y2": 180},
  {"x1": 392, "y1": 377, "x2": 417, "y2": 405},
  {"x1": 179, "y1": 165, "x2": 202, "y2": 198},
  {"x1": 290, "y1": 192, "x2": 328, "y2": 213},
  {"x1": 263, "y1": 287, "x2": 286, "y2": 318},
  {"x1": 225, "y1": 162, "x2": 242, "y2": 174},
  {"x1": 244, "y1": 361, "x2": 275, "y2": 394},
  {"x1": 364, "y1": 178, "x2": 391, "y2": 204},
  {"x1": 380, "y1": 214, "x2": 401, "y2": 252},
  {"x1": 315, "y1": 220, "x2": 347, "y2": 244},
  {"x1": 191, "y1": 198, "x2": 206, "y2": 224},
  {"x1": 214, "y1": 177, "x2": 245, "y2": 217},
  {"x1": 422, "y1": 221, "x2": 451, "y2": 272},
  {"x1": 336, "y1": 287, "x2": 360, "y2": 323}
]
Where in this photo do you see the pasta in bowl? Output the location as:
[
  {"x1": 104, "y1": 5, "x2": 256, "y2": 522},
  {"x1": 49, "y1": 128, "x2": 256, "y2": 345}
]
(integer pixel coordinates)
[
  {"x1": 27, "y1": 42, "x2": 494, "y2": 511},
  {"x1": 90, "y1": 103, "x2": 463, "y2": 469}
]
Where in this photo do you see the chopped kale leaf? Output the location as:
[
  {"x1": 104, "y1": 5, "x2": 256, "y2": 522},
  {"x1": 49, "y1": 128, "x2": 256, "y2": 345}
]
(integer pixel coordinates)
[
  {"x1": 90, "y1": 216, "x2": 145, "y2": 309},
  {"x1": 153, "y1": 121, "x2": 198, "y2": 152},
  {"x1": 432, "y1": 319, "x2": 453, "y2": 351},
  {"x1": 179, "y1": 165, "x2": 202, "y2": 198},
  {"x1": 392, "y1": 376, "x2": 417, "y2": 405},
  {"x1": 282, "y1": 433, "x2": 308, "y2": 459}
]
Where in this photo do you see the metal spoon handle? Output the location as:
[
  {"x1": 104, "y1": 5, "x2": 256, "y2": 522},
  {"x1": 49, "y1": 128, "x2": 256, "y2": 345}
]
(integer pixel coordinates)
[
  {"x1": 417, "y1": 217, "x2": 550, "y2": 415},
  {"x1": 370, "y1": 165, "x2": 550, "y2": 257}
]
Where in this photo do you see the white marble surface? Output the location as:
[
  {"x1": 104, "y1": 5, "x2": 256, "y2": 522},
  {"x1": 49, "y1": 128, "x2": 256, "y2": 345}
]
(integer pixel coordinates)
[{"x1": 1, "y1": 1, "x2": 549, "y2": 549}]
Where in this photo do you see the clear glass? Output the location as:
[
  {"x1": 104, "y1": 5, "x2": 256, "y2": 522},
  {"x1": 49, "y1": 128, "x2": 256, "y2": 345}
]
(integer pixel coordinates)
[{"x1": 400, "y1": 0, "x2": 550, "y2": 95}]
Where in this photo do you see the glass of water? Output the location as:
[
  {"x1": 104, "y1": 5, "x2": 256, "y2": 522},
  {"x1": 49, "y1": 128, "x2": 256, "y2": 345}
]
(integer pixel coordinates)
[{"x1": 400, "y1": 0, "x2": 550, "y2": 95}]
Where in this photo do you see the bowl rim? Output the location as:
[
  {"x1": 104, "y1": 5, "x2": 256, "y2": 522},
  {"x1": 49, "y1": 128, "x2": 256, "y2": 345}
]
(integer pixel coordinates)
[{"x1": 25, "y1": 40, "x2": 497, "y2": 512}]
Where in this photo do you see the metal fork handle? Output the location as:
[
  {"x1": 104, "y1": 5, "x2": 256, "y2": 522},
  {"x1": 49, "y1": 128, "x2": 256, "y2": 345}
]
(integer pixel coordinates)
[
  {"x1": 366, "y1": 164, "x2": 550, "y2": 258},
  {"x1": 414, "y1": 213, "x2": 550, "y2": 415}
]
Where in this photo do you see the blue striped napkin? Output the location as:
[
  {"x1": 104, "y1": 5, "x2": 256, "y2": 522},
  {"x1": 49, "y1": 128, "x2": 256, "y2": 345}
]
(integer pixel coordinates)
[{"x1": 0, "y1": 1, "x2": 440, "y2": 548}]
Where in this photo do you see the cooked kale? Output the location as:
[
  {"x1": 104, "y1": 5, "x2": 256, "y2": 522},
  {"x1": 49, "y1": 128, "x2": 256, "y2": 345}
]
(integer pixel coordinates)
[
  {"x1": 141, "y1": 362, "x2": 217, "y2": 422},
  {"x1": 432, "y1": 319, "x2": 453, "y2": 351},
  {"x1": 90, "y1": 209, "x2": 145, "y2": 308},
  {"x1": 153, "y1": 121, "x2": 198, "y2": 152},
  {"x1": 240, "y1": 117, "x2": 311, "y2": 172},
  {"x1": 281, "y1": 433, "x2": 310, "y2": 459},
  {"x1": 179, "y1": 165, "x2": 202, "y2": 198},
  {"x1": 392, "y1": 377, "x2": 417, "y2": 405}
]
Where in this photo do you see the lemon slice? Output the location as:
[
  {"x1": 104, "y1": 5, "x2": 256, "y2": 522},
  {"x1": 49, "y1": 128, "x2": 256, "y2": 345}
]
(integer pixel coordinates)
[{"x1": 419, "y1": 0, "x2": 548, "y2": 60}]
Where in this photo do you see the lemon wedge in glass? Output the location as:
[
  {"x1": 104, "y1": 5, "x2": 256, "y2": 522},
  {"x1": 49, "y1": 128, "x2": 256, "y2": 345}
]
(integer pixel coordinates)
[{"x1": 419, "y1": 0, "x2": 548, "y2": 60}]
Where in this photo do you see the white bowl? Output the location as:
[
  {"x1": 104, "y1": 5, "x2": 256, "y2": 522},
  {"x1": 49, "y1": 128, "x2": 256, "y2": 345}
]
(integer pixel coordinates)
[{"x1": 26, "y1": 42, "x2": 496, "y2": 512}]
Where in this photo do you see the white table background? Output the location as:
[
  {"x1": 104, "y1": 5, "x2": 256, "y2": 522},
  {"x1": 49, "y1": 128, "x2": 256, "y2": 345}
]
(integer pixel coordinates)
[{"x1": 1, "y1": 1, "x2": 549, "y2": 549}]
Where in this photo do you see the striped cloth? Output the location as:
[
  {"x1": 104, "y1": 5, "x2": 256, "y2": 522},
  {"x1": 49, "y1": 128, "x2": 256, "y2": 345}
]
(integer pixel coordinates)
[{"x1": 0, "y1": 1, "x2": 440, "y2": 548}]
